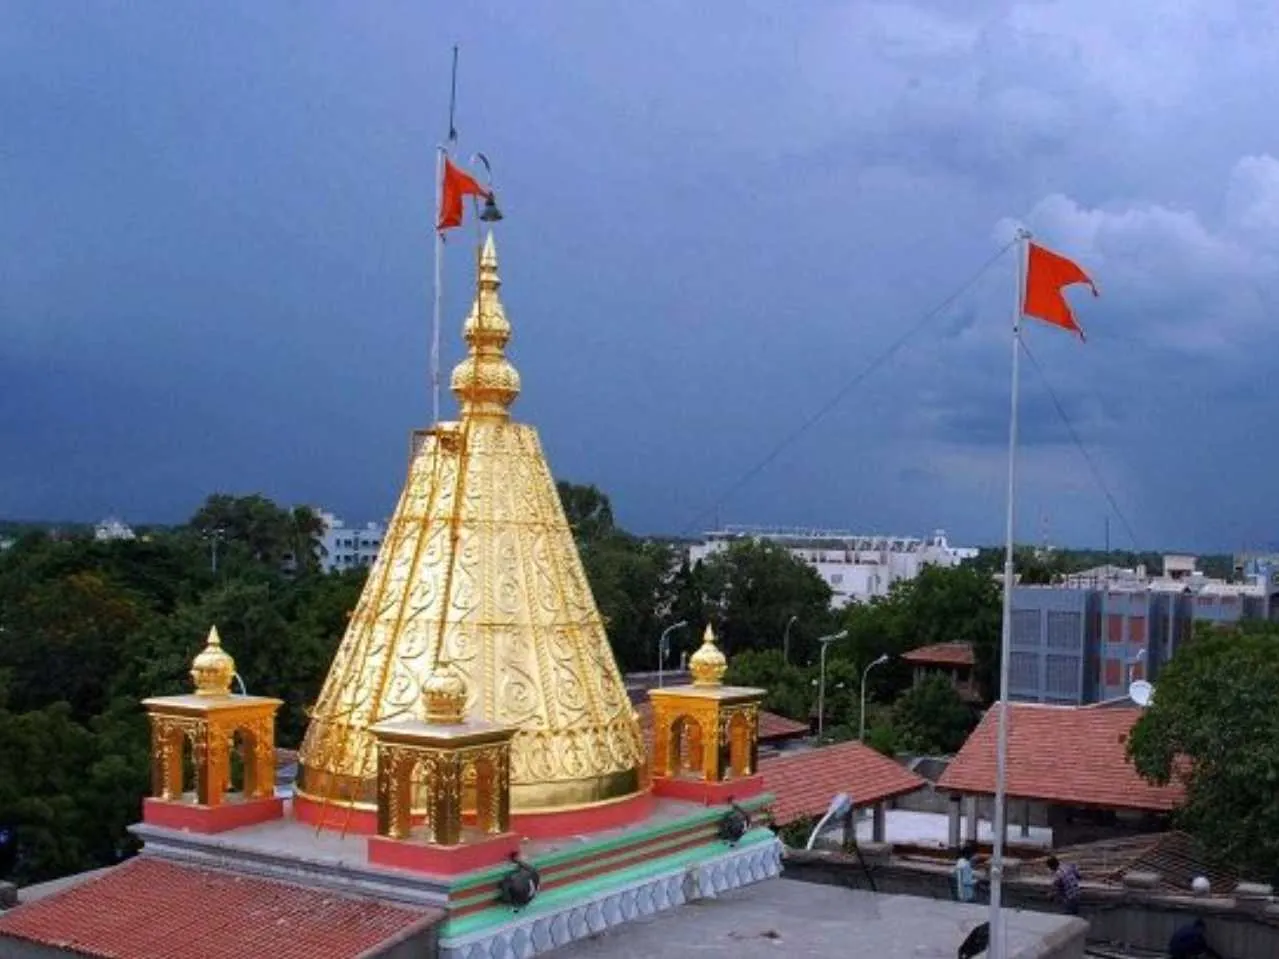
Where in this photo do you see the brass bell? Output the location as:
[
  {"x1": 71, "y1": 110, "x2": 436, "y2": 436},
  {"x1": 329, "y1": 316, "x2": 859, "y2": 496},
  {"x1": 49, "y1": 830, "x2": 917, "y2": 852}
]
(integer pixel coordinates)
[{"x1": 479, "y1": 192, "x2": 504, "y2": 223}]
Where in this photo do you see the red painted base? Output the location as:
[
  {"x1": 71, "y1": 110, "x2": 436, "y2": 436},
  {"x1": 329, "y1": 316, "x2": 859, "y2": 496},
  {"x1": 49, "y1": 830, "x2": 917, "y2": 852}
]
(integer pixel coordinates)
[
  {"x1": 291, "y1": 794, "x2": 393, "y2": 834},
  {"x1": 293, "y1": 790, "x2": 655, "y2": 840},
  {"x1": 143, "y1": 796, "x2": 284, "y2": 834},
  {"x1": 368, "y1": 832, "x2": 521, "y2": 876},
  {"x1": 651, "y1": 774, "x2": 765, "y2": 806},
  {"x1": 510, "y1": 790, "x2": 655, "y2": 839}
]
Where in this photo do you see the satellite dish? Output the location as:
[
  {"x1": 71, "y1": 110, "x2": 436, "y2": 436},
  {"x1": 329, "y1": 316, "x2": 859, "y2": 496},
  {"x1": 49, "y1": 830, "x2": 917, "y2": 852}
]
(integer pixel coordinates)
[{"x1": 1129, "y1": 679, "x2": 1154, "y2": 707}]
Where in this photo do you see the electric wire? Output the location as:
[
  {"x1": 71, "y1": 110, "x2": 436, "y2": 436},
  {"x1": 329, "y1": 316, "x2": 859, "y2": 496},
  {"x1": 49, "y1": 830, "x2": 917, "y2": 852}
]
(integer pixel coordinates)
[
  {"x1": 1018, "y1": 336, "x2": 1141, "y2": 550},
  {"x1": 680, "y1": 238, "x2": 1021, "y2": 535}
]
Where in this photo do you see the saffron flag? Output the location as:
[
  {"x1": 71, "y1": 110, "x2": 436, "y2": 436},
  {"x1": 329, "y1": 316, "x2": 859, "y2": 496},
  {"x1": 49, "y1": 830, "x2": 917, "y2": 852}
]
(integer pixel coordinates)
[
  {"x1": 1022, "y1": 242, "x2": 1097, "y2": 340},
  {"x1": 437, "y1": 157, "x2": 490, "y2": 232}
]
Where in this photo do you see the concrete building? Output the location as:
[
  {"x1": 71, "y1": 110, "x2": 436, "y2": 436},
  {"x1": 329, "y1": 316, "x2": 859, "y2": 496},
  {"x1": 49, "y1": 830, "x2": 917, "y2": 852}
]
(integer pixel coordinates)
[
  {"x1": 1011, "y1": 553, "x2": 1276, "y2": 705},
  {"x1": 93, "y1": 517, "x2": 136, "y2": 542},
  {"x1": 318, "y1": 511, "x2": 385, "y2": 573},
  {"x1": 688, "y1": 526, "x2": 978, "y2": 606}
]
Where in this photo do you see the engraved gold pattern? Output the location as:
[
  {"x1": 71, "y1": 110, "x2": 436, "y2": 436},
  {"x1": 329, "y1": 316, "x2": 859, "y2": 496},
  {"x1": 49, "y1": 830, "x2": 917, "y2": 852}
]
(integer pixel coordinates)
[{"x1": 298, "y1": 233, "x2": 645, "y2": 813}]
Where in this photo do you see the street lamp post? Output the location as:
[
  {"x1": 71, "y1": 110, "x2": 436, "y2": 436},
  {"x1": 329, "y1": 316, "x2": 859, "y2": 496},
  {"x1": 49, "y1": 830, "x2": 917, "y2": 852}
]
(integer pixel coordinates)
[
  {"x1": 783, "y1": 614, "x2": 798, "y2": 665},
  {"x1": 816, "y1": 629, "x2": 848, "y2": 739},
  {"x1": 203, "y1": 526, "x2": 226, "y2": 574},
  {"x1": 860, "y1": 654, "x2": 890, "y2": 741},
  {"x1": 658, "y1": 621, "x2": 688, "y2": 688},
  {"x1": 1126, "y1": 648, "x2": 1147, "y2": 687}
]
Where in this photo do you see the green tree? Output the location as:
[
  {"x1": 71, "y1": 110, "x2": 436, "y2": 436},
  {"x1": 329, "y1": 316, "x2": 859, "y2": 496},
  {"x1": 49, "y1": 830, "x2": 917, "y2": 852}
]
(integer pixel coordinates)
[
  {"x1": 1127, "y1": 625, "x2": 1279, "y2": 880},
  {"x1": 697, "y1": 540, "x2": 835, "y2": 659},
  {"x1": 189, "y1": 493, "x2": 309, "y2": 569},
  {"x1": 578, "y1": 533, "x2": 675, "y2": 673},
  {"x1": 556, "y1": 481, "x2": 616, "y2": 543},
  {"x1": 724, "y1": 649, "x2": 813, "y2": 723},
  {"x1": 834, "y1": 564, "x2": 1000, "y2": 704},
  {"x1": 891, "y1": 675, "x2": 978, "y2": 755}
]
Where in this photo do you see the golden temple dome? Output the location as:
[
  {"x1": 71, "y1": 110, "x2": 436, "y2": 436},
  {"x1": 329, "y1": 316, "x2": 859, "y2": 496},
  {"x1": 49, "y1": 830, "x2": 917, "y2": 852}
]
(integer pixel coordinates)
[
  {"x1": 689, "y1": 625, "x2": 727, "y2": 687},
  {"x1": 190, "y1": 625, "x2": 235, "y2": 696},
  {"x1": 297, "y1": 228, "x2": 646, "y2": 818},
  {"x1": 422, "y1": 661, "x2": 469, "y2": 725}
]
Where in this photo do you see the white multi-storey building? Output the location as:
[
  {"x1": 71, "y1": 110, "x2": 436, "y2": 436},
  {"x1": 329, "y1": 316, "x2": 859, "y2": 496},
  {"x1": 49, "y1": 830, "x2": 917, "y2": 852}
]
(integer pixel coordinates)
[
  {"x1": 687, "y1": 526, "x2": 978, "y2": 606},
  {"x1": 94, "y1": 516, "x2": 136, "y2": 542},
  {"x1": 319, "y1": 511, "x2": 386, "y2": 573}
]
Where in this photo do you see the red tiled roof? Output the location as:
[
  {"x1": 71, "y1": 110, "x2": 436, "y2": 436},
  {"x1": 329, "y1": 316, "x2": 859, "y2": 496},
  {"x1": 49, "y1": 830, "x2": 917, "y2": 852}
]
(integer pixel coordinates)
[
  {"x1": 936, "y1": 703, "x2": 1184, "y2": 812},
  {"x1": 903, "y1": 642, "x2": 974, "y2": 667},
  {"x1": 633, "y1": 702, "x2": 808, "y2": 743},
  {"x1": 759, "y1": 741, "x2": 926, "y2": 826},
  {"x1": 0, "y1": 857, "x2": 441, "y2": 959}
]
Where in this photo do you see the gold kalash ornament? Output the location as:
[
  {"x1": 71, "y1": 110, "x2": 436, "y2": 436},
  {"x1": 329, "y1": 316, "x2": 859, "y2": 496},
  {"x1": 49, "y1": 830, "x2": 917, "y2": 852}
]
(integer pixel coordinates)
[{"x1": 298, "y1": 233, "x2": 646, "y2": 814}]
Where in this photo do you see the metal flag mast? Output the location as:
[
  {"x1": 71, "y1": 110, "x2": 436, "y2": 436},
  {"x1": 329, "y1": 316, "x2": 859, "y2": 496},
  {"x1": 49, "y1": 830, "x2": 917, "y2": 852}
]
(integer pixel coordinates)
[
  {"x1": 432, "y1": 45, "x2": 460, "y2": 425},
  {"x1": 988, "y1": 226, "x2": 1031, "y2": 959}
]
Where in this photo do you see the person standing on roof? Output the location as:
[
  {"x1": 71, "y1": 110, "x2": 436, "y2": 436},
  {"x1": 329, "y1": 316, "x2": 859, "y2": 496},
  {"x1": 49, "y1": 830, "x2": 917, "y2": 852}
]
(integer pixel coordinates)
[
  {"x1": 1169, "y1": 918, "x2": 1222, "y2": 959},
  {"x1": 1045, "y1": 855, "x2": 1082, "y2": 915},
  {"x1": 954, "y1": 843, "x2": 978, "y2": 903}
]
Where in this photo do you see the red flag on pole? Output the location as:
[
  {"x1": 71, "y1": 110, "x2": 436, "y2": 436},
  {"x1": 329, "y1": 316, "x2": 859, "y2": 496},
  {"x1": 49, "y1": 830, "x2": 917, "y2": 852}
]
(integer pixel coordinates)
[
  {"x1": 1022, "y1": 242, "x2": 1098, "y2": 340},
  {"x1": 437, "y1": 157, "x2": 490, "y2": 232}
]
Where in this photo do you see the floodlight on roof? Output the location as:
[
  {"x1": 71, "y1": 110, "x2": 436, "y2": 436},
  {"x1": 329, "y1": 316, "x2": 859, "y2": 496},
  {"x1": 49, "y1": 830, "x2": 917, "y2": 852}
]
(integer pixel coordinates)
[{"x1": 804, "y1": 792, "x2": 853, "y2": 851}]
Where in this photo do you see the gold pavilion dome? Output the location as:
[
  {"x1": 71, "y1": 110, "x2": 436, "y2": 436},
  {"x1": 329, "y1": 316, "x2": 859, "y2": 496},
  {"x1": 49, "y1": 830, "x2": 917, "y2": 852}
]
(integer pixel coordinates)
[
  {"x1": 191, "y1": 625, "x2": 235, "y2": 696},
  {"x1": 422, "y1": 662, "x2": 469, "y2": 725},
  {"x1": 689, "y1": 625, "x2": 728, "y2": 687}
]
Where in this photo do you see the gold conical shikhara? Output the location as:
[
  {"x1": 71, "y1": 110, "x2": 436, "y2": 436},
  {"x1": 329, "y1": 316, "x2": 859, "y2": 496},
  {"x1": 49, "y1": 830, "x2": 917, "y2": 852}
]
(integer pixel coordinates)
[{"x1": 298, "y1": 234, "x2": 646, "y2": 814}]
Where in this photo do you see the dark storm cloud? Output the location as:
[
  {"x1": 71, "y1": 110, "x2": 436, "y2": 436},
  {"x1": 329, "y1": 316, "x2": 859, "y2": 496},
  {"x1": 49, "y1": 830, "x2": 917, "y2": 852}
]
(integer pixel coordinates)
[{"x1": 3, "y1": 1, "x2": 1279, "y2": 550}]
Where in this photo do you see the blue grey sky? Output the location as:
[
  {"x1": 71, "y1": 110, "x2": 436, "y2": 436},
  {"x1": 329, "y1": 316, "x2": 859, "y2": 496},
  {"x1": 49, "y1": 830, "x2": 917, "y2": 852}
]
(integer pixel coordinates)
[{"x1": 3, "y1": 2, "x2": 1279, "y2": 551}]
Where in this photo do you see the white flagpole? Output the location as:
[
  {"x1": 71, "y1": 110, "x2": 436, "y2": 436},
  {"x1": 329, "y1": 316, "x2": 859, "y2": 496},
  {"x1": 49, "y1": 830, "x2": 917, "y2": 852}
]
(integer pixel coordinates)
[
  {"x1": 988, "y1": 227, "x2": 1029, "y2": 959},
  {"x1": 432, "y1": 145, "x2": 445, "y2": 425}
]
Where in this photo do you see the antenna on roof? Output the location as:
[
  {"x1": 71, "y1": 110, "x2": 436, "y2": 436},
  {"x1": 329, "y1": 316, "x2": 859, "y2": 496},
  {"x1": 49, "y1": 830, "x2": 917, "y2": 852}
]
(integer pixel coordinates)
[{"x1": 1128, "y1": 679, "x2": 1154, "y2": 708}]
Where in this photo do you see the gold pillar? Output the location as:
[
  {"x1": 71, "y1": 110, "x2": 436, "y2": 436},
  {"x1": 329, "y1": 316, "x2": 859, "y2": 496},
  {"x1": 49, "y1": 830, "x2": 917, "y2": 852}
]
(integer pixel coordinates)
[{"x1": 142, "y1": 627, "x2": 282, "y2": 809}]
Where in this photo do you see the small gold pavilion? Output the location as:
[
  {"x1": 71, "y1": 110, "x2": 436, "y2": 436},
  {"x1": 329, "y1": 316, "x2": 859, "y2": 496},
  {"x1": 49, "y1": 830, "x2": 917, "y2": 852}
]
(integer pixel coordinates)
[
  {"x1": 647, "y1": 626, "x2": 766, "y2": 804},
  {"x1": 141, "y1": 627, "x2": 284, "y2": 832}
]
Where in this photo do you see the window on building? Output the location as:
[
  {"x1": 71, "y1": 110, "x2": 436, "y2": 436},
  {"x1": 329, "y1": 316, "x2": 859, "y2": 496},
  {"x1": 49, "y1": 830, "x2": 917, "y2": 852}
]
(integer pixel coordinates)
[
  {"x1": 1103, "y1": 658, "x2": 1122, "y2": 687},
  {"x1": 830, "y1": 574, "x2": 843, "y2": 585},
  {"x1": 1011, "y1": 610, "x2": 1040, "y2": 648},
  {"x1": 1129, "y1": 616, "x2": 1146, "y2": 645},
  {"x1": 1045, "y1": 654, "x2": 1079, "y2": 697},
  {"x1": 1010, "y1": 651, "x2": 1039, "y2": 690},
  {"x1": 1107, "y1": 614, "x2": 1124, "y2": 644},
  {"x1": 1046, "y1": 611, "x2": 1080, "y2": 650}
]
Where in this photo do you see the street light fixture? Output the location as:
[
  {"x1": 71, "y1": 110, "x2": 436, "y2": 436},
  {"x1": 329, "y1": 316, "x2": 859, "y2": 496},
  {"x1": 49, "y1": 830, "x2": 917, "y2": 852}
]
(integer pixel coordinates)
[
  {"x1": 783, "y1": 615, "x2": 799, "y2": 665},
  {"x1": 816, "y1": 629, "x2": 848, "y2": 739},
  {"x1": 860, "y1": 654, "x2": 891, "y2": 741},
  {"x1": 657, "y1": 621, "x2": 688, "y2": 688},
  {"x1": 1126, "y1": 648, "x2": 1146, "y2": 686}
]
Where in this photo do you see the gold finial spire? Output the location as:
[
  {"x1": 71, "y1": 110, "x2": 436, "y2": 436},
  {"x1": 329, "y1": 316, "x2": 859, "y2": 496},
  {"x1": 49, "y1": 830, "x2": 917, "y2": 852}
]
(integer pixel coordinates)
[
  {"x1": 450, "y1": 231, "x2": 521, "y2": 419},
  {"x1": 689, "y1": 624, "x2": 728, "y2": 687},
  {"x1": 190, "y1": 625, "x2": 236, "y2": 696},
  {"x1": 422, "y1": 658, "x2": 469, "y2": 725}
]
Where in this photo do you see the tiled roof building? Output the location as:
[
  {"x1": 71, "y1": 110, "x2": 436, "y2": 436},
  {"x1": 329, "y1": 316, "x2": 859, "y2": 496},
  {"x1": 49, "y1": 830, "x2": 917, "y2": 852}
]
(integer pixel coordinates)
[
  {"x1": 760, "y1": 741, "x2": 926, "y2": 830},
  {"x1": 0, "y1": 857, "x2": 442, "y2": 959},
  {"x1": 938, "y1": 703, "x2": 1183, "y2": 812}
]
